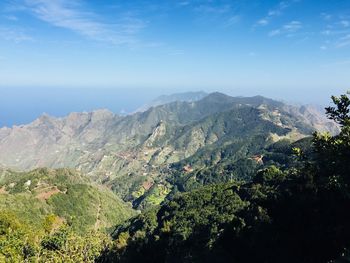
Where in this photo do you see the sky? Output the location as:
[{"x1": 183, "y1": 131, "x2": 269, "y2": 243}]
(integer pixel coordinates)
[{"x1": 0, "y1": 0, "x2": 350, "y2": 126}]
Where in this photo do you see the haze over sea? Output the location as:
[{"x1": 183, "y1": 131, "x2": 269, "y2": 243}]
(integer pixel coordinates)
[
  {"x1": 0, "y1": 86, "x2": 345, "y2": 127},
  {"x1": 1, "y1": 0, "x2": 349, "y2": 126}
]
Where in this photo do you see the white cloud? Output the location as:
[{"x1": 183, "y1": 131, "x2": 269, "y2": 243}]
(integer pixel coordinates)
[
  {"x1": 320, "y1": 13, "x2": 332, "y2": 21},
  {"x1": 319, "y1": 12, "x2": 350, "y2": 49},
  {"x1": 257, "y1": 19, "x2": 269, "y2": 26},
  {"x1": 255, "y1": 0, "x2": 299, "y2": 27},
  {"x1": 18, "y1": 0, "x2": 146, "y2": 45},
  {"x1": 336, "y1": 34, "x2": 350, "y2": 48},
  {"x1": 340, "y1": 20, "x2": 350, "y2": 28},
  {"x1": 225, "y1": 15, "x2": 241, "y2": 27},
  {"x1": 269, "y1": 21, "x2": 302, "y2": 37},
  {"x1": 4, "y1": 15, "x2": 19, "y2": 21},
  {"x1": 0, "y1": 26, "x2": 33, "y2": 43},
  {"x1": 321, "y1": 30, "x2": 332, "y2": 36},
  {"x1": 268, "y1": 29, "x2": 281, "y2": 37},
  {"x1": 178, "y1": 2, "x2": 190, "y2": 7},
  {"x1": 194, "y1": 4, "x2": 231, "y2": 14},
  {"x1": 283, "y1": 21, "x2": 302, "y2": 32},
  {"x1": 191, "y1": 2, "x2": 241, "y2": 28},
  {"x1": 267, "y1": 10, "x2": 280, "y2": 17}
]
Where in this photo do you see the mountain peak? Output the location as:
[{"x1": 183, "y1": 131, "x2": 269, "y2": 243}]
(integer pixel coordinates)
[
  {"x1": 136, "y1": 91, "x2": 208, "y2": 112},
  {"x1": 90, "y1": 109, "x2": 114, "y2": 120},
  {"x1": 204, "y1": 92, "x2": 231, "y2": 100},
  {"x1": 33, "y1": 113, "x2": 56, "y2": 125}
]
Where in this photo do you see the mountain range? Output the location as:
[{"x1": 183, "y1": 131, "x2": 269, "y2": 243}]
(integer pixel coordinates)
[
  {"x1": 0, "y1": 92, "x2": 338, "y2": 208},
  {"x1": 1, "y1": 91, "x2": 349, "y2": 263},
  {"x1": 135, "y1": 91, "x2": 208, "y2": 112}
]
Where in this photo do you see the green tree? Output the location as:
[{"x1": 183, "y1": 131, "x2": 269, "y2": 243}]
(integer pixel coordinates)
[
  {"x1": 313, "y1": 93, "x2": 350, "y2": 190},
  {"x1": 0, "y1": 211, "x2": 37, "y2": 262}
]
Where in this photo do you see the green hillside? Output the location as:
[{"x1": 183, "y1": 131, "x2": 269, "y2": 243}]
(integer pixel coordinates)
[
  {"x1": 109, "y1": 102, "x2": 311, "y2": 208},
  {"x1": 100, "y1": 93, "x2": 350, "y2": 263},
  {"x1": 0, "y1": 93, "x2": 347, "y2": 262},
  {"x1": 0, "y1": 93, "x2": 338, "y2": 210},
  {"x1": 0, "y1": 168, "x2": 135, "y2": 234}
]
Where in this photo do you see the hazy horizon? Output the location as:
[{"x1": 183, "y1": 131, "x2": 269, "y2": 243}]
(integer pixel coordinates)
[
  {"x1": 1, "y1": 0, "x2": 349, "y2": 126},
  {"x1": 0, "y1": 86, "x2": 344, "y2": 127}
]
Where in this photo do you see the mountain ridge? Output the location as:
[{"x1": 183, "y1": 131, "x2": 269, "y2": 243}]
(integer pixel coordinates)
[
  {"x1": 135, "y1": 91, "x2": 208, "y2": 112},
  {"x1": 0, "y1": 92, "x2": 339, "y2": 206}
]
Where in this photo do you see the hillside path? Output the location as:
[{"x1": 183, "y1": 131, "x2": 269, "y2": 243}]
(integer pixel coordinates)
[{"x1": 94, "y1": 197, "x2": 102, "y2": 231}]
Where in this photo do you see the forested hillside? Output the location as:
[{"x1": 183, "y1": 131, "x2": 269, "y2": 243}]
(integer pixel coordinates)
[
  {"x1": 0, "y1": 93, "x2": 338, "y2": 209},
  {"x1": 0, "y1": 168, "x2": 134, "y2": 233},
  {"x1": 1, "y1": 93, "x2": 348, "y2": 262},
  {"x1": 1, "y1": 0, "x2": 348, "y2": 261},
  {"x1": 100, "y1": 93, "x2": 350, "y2": 263},
  {"x1": 0, "y1": 168, "x2": 135, "y2": 262}
]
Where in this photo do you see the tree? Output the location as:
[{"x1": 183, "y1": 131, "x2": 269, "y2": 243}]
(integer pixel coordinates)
[
  {"x1": 313, "y1": 92, "x2": 350, "y2": 190},
  {"x1": 325, "y1": 92, "x2": 350, "y2": 127}
]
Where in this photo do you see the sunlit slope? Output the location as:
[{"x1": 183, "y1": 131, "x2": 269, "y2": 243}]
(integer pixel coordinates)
[
  {"x1": 0, "y1": 168, "x2": 134, "y2": 233},
  {"x1": 0, "y1": 93, "x2": 338, "y2": 206}
]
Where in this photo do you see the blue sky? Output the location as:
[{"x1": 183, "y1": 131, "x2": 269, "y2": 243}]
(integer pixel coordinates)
[{"x1": 0, "y1": 0, "x2": 350, "y2": 126}]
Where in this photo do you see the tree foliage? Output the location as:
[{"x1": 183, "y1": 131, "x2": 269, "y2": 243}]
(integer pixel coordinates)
[
  {"x1": 2, "y1": 93, "x2": 350, "y2": 262},
  {"x1": 0, "y1": 211, "x2": 111, "y2": 262},
  {"x1": 101, "y1": 92, "x2": 350, "y2": 263}
]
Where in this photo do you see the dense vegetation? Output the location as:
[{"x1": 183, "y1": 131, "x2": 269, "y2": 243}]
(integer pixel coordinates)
[
  {"x1": 0, "y1": 211, "x2": 113, "y2": 262},
  {"x1": 1, "y1": 93, "x2": 349, "y2": 262},
  {"x1": 0, "y1": 168, "x2": 134, "y2": 233},
  {"x1": 0, "y1": 168, "x2": 135, "y2": 262},
  {"x1": 100, "y1": 93, "x2": 350, "y2": 263},
  {"x1": 0, "y1": 93, "x2": 337, "y2": 209}
]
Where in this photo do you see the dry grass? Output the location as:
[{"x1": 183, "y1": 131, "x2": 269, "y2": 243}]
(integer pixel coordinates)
[{"x1": 36, "y1": 186, "x2": 61, "y2": 200}]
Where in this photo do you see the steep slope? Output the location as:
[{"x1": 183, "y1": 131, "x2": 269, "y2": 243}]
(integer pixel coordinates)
[
  {"x1": 0, "y1": 93, "x2": 338, "y2": 206},
  {"x1": 101, "y1": 101, "x2": 350, "y2": 263},
  {"x1": 0, "y1": 168, "x2": 134, "y2": 233}
]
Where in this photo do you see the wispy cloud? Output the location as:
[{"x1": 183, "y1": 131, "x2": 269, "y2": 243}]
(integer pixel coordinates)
[
  {"x1": 268, "y1": 29, "x2": 281, "y2": 37},
  {"x1": 283, "y1": 20, "x2": 302, "y2": 31},
  {"x1": 4, "y1": 15, "x2": 19, "y2": 21},
  {"x1": 187, "y1": 2, "x2": 243, "y2": 28},
  {"x1": 178, "y1": 2, "x2": 190, "y2": 7},
  {"x1": 320, "y1": 13, "x2": 332, "y2": 21},
  {"x1": 194, "y1": 4, "x2": 231, "y2": 14},
  {"x1": 224, "y1": 15, "x2": 241, "y2": 27},
  {"x1": 320, "y1": 12, "x2": 350, "y2": 49},
  {"x1": 257, "y1": 19, "x2": 268, "y2": 26},
  {"x1": 336, "y1": 34, "x2": 350, "y2": 48},
  {"x1": 255, "y1": 0, "x2": 300, "y2": 27},
  {"x1": 269, "y1": 20, "x2": 302, "y2": 37},
  {"x1": 0, "y1": 26, "x2": 33, "y2": 43},
  {"x1": 340, "y1": 20, "x2": 350, "y2": 28},
  {"x1": 13, "y1": 0, "x2": 146, "y2": 45}
]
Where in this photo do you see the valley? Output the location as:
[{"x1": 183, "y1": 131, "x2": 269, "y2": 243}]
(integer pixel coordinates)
[
  {"x1": 0, "y1": 93, "x2": 338, "y2": 208},
  {"x1": 0, "y1": 91, "x2": 348, "y2": 262},
  {"x1": 1, "y1": 1, "x2": 349, "y2": 261}
]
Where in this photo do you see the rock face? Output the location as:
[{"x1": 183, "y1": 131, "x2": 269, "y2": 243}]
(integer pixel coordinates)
[{"x1": 0, "y1": 93, "x2": 338, "y2": 203}]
